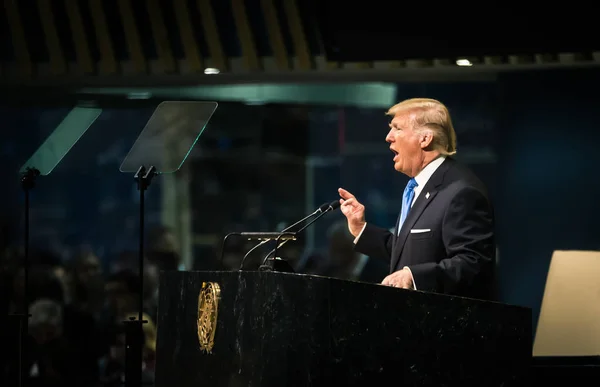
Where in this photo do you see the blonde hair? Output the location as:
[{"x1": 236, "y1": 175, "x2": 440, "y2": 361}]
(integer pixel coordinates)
[{"x1": 386, "y1": 98, "x2": 457, "y2": 156}]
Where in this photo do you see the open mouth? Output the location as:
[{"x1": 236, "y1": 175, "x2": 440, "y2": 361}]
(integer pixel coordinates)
[{"x1": 391, "y1": 149, "x2": 398, "y2": 156}]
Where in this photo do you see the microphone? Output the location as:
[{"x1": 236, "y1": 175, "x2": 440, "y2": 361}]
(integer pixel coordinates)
[
  {"x1": 241, "y1": 201, "x2": 332, "y2": 242},
  {"x1": 277, "y1": 201, "x2": 332, "y2": 231},
  {"x1": 293, "y1": 200, "x2": 340, "y2": 235},
  {"x1": 259, "y1": 200, "x2": 341, "y2": 270},
  {"x1": 238, "y1": 202, "x2": 331, "y2": 270}
]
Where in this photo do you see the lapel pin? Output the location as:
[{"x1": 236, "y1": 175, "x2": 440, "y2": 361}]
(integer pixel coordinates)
[{"x1": 425, "y1": 192, "x2": 430, "y2": 199}]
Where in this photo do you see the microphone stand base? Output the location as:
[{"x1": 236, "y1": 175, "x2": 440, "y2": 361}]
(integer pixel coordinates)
[{"x1": 259, "y1": 257, "x2": 295, "y2": 273}]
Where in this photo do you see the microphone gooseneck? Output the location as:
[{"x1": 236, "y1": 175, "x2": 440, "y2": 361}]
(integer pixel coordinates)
[
  {"x1": 238, "y1": 202, "x2": 330, "y2": 270},
  {"x1": 260, "y1": 200, "x2": 341, "y2": 267}
]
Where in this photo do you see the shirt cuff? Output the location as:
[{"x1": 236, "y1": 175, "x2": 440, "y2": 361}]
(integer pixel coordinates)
[
  {"x1": 353, "y1": 223, "x2": 368, "y2": 244},
  {"x1": 403, "y1": 266, "x2": 417, "y2": 290}
]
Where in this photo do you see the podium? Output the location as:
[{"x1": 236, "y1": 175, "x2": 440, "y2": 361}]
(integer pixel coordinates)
[{"x1": 155, "y1": 271, "x2": 531, "y2": 386}]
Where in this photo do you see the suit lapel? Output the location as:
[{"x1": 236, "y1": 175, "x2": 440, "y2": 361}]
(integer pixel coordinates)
[{"x1": 390, "y1": 158, "x2": 453, "y2": 271}]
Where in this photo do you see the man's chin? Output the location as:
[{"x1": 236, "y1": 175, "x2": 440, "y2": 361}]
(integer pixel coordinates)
[{"x1": 393, "y1": 164, "x2": 410, "y2": 176}]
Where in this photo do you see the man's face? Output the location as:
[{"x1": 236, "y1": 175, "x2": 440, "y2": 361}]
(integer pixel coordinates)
[{"x1": 385, "y1": 112, "x2": 424, "y2": 176}]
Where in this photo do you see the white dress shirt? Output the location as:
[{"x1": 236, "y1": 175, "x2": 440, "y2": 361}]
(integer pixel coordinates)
[{"x1": 411, "y1": 156, "x2": 446, "y2": 208}]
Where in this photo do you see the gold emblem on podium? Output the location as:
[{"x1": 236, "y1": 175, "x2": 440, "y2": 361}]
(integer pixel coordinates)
[{"x1": 197, "y1": 281, "x2": 221, "y2": 353}]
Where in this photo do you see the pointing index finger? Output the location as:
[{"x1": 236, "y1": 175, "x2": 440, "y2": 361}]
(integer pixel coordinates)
[{"x1": 338, "y1": 187, "x2": 355, "y2": 200}]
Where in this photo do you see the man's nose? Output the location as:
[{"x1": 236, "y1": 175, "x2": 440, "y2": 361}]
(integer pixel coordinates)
[{"x1": 385, "y1": 129, "x2": 394, "y2": 143}]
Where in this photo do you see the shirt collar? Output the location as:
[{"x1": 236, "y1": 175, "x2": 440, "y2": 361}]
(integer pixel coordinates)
[{"x1": 414, "y1": 156, "x2": 446, "y2": 189}]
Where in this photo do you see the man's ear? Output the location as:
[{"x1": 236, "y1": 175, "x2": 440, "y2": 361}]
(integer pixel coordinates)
[{"x1": 420, "y1": 130, "x2": 434, "y2": 149}]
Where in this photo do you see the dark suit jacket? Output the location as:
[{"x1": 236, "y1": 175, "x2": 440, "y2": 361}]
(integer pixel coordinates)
[{"x1": 354, "y1": 157, "x2": 495, "y2": 300}]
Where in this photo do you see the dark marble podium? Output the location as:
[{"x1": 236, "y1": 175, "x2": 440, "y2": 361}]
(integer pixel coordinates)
[{"x1": 155, "y1": 271, "x2": 531, "y2": 386}]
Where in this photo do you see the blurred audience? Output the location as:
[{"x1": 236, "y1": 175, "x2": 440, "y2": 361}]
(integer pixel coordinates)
[{"x1": 0, "y1": 224, "x2": 173, "y2": 387}]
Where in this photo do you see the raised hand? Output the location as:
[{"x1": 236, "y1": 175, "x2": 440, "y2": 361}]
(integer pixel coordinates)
[{"x1": 338, "y1": 188, "x2": 366, "y2": 237}]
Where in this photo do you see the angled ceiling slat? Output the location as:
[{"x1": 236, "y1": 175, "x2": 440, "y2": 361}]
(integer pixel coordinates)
[
  {"x1": 196, "y1": 0, "x2": 227, "y2": 70},
  {"x1": 282, "y1": 0, "x2": 311, "y2": 70},
  {"x1": 4, "y1": 0, "x2": 32, "y2": 77},
  {"x1": 64, "y1": 0, "x2": 94, "y2": 74},
  {"x1": 230, "y1": 0, "x2": 260, "y2": 71},
  {"x1": 261, "y1": 0, "x2": 289, "y2": 70},
  {"x1": 173, "y1": 0, "x2": 204, "y2": 72},
  {"x1": 117, "y1": 0, "x2": 147, "y2": 73},
  {"x1": 88, "y1": 0, "x2": 117, "y2": 74},
  {"x1": 37, "y1": 0, "x2": 67, "y2": 75},
  {"x1": 147, "y1": 0, "x2": 176, "y2": 73}
]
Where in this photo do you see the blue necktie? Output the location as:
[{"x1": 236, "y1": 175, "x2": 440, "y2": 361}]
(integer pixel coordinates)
[{"x1": 398, "y1": 178, "x2": 418, "y2": 234}]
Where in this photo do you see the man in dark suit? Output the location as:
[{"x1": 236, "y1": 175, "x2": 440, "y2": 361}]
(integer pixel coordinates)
[{"x1": 338, "y1": 98, "x2": 495, "y2": 300}]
